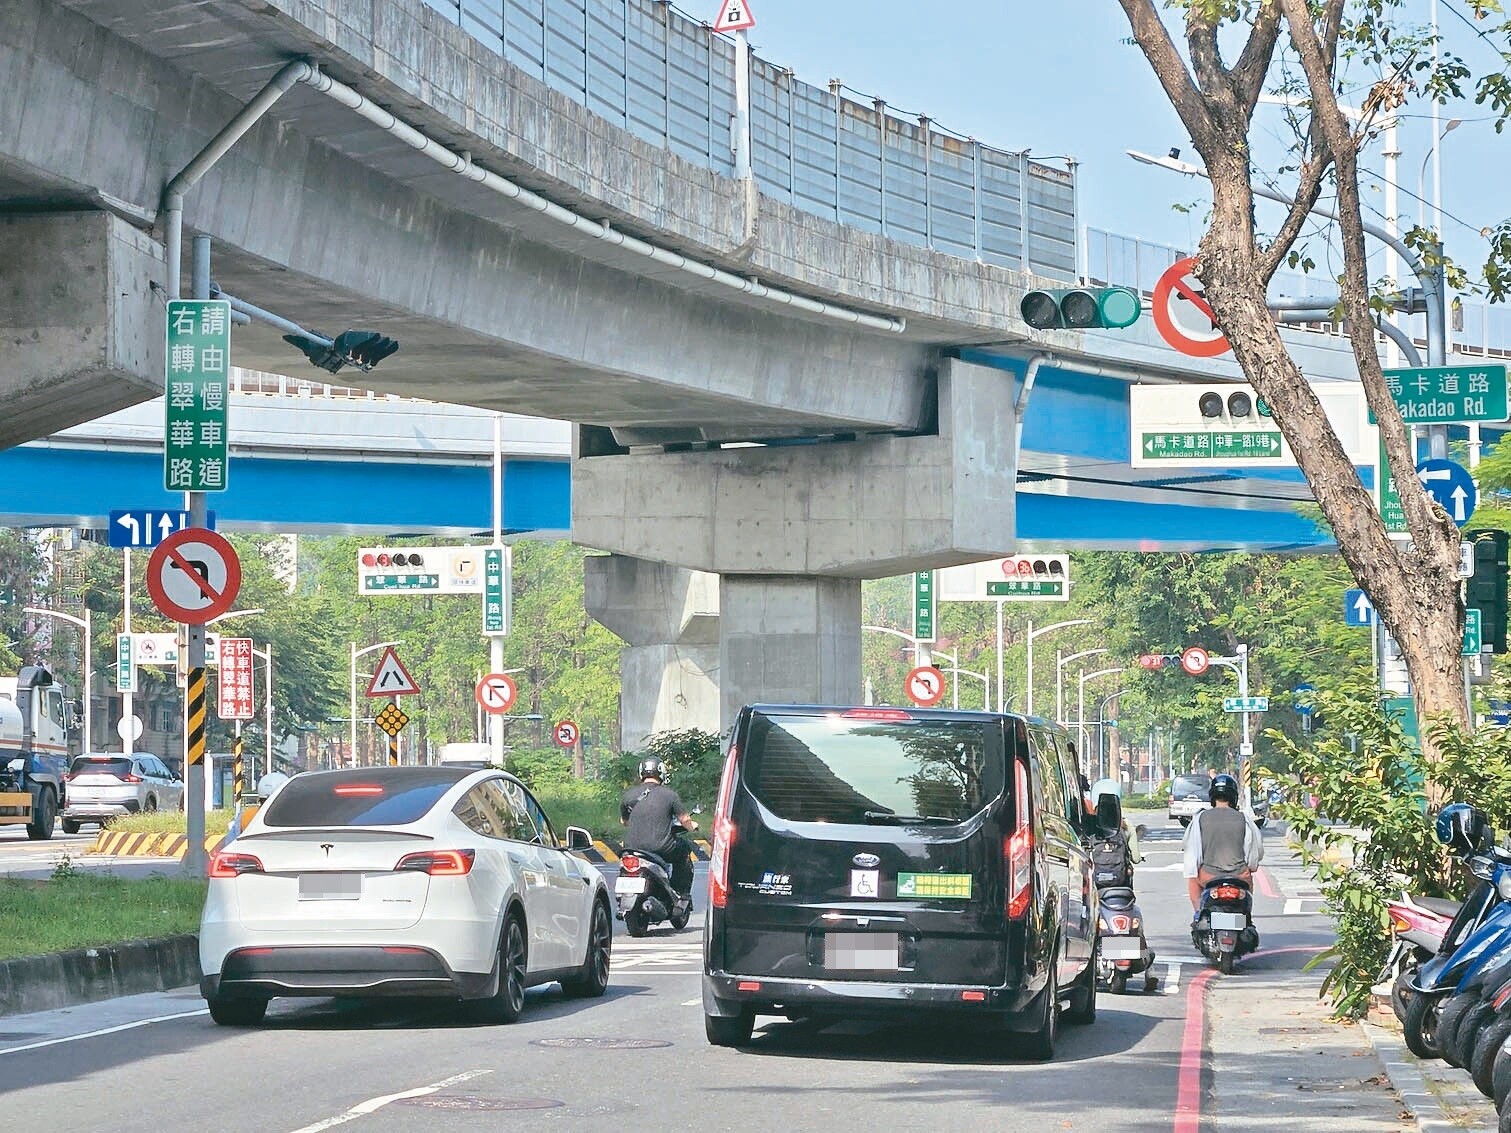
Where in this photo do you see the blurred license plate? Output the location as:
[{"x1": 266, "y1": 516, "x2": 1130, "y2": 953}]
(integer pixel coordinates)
[
  {"x1": 298, "y1": 873, "x2": 361, "y2": 901},
  {"x1": 1210, "y1": 911, "x2": 1246, "y2": 930},
  {"x1": 824, "y1": 932, "x2": 899, "y2": 971},
  {"x1": 615, "y1": 876, "x2": 647, "y2": 895},
  {"x1": 1101, "y1": 936, "x2": 1143, "y2": 959}
]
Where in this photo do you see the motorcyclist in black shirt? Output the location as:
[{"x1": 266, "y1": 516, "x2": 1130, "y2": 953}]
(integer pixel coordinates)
[{"x1": 620, "y1": 757, "x2": 698, "y2": 909}]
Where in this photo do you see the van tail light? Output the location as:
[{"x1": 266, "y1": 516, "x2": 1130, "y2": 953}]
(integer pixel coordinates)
[
  {"x1": 709, "y1": 743, "x2": 739, "y2": 910},
  {"x1": 395, "y1": 849, "x2": 475, "y2": 876},
  {"x1": 209, "y1": 851, "x2": 264, "y2": 878},
  {"x1": 620, "y1": 854, "x2": 642, "y2": 875},
  {"x1": 1006, "y1": 760, "x2": 1033, "y2": 920}
]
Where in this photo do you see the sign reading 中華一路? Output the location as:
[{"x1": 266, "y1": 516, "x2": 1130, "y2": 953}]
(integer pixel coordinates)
[{"x1": 164, "y1": 300, "x2": 232, "y2": 492}]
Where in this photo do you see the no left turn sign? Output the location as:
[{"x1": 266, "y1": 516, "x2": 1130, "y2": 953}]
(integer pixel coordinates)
[
  {"x1": 1152, "y1": 256, "x2": 1231, "y2": 358},
  {"x1": 553, "y1": 720, "x2": 580, "y2": 748},
  {"x1": 1180, "y1": 646, "x2": 1211, "y2": 676},
  {"x1": 146, "y1": 528, "x2": 242, "y2": 624},
  {"x1": 475, "y1": 672, "x2": 517, "y2": 715},
  {"x1": 906, "y1": 665, "x2": 947, "y2": 708}
]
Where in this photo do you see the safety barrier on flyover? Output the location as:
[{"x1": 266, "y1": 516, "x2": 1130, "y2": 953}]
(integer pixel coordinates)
[
  {"x1": 88, "y1": 831, "x2": 227, "y2": 858},
  {"x1": 574, "y1": 837, "x2": 711, "y2": 865}
]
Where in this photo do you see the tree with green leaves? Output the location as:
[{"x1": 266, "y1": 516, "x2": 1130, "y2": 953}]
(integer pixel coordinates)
[{"x1": 1116, "y1": 0, "x2": 1511, "y2": 761}]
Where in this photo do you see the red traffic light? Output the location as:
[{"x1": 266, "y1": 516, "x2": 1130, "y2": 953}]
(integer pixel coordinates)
[
  {"x1": 1138, "y1": 654, "x2": 1165, "y2": 670},
  {"x1": 376, "y1": 553, "x2": 391, "y2": 567},
  {"x1": 360, "y1": 553, "x2": 377, "y2": 568}
]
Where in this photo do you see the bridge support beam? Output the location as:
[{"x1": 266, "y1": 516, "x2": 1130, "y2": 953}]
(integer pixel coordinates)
[
  {"x1": 584, "y1": 555, "x2": 721, "y2": 750},
  {"x1": 0, "y1": 213, "x2": 164, "y2": 448},
  {"x1": 576, "y1": 356, "x2": 1015, "y2": 731}
]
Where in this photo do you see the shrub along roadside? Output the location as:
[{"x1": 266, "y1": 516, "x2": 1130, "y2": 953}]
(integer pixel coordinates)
[
  {"x1": 1271, "y1": 682, "x2": 1511, "y2": 1019},
  {"x1": 0, "y1": 865, "x2": 207, "y2": 961},
  {"x1": 102, "y1": 809, "x2": 234, "y2": 836}
]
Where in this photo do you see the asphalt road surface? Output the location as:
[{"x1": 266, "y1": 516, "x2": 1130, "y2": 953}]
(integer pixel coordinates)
[{"x1": 0, "y1": 820, "x2": 1352, "y2": 1131}]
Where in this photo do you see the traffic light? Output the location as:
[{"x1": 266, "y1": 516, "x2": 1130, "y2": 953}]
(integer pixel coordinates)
[
  {"x1": 1466, "y1": 529, "x2": 1510, "y2": 653},
  {"x1": 1020, "y1": 287, "x2": 1141, "y2": 330},
  {"x1": 1198, "y1": 390, "x2": 1271, "y2": 420},
  {"x1": 282, "y1": 329, "x2": 400, "y2": 374}
]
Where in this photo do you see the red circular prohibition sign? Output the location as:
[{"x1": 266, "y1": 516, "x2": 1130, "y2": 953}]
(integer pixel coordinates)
[
  {"x1": 1152, "y1": 256, "x2": 1231, "y2": 358},
  {"x1": 146, "y1": 527, "x2": 242, "y2": 625}
]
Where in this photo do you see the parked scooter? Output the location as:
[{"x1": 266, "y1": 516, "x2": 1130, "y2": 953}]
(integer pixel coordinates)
[
  {"x1": 1378, "y1": 890, "x2": 1458, "y2": 1023},
  {"x1": 614, "y1": 849, "x2": 691, "y2": 936},
  {"x1": 1193, "y1": 876, "x2": 1258, "y2": 974},
  {"x1": 1087, "y1": 788, "x2": 1157, "y2": 993}
]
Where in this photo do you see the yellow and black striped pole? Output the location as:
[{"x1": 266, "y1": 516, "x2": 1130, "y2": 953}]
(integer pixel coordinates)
[
  {"x1": 232, "y1": 728, "x2": 244, "y2": 805},
  {"x1": 184, "y1": 660, "x2": 208, "y2": 872},
  {"x1": 388, "y1": 698, "x2": 399, "y2": 765}
]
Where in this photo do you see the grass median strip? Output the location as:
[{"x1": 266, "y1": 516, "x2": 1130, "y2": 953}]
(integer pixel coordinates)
[
  {"x1": 104, "y1": 809, "x2": 234, "y2": 836},
  {"x1": 0, "y1": 868, "x2": 206, "y2": 961}
]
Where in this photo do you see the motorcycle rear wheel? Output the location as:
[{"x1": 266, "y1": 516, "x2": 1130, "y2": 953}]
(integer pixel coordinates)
[
  {"x1": 1218, "y1": 952, "x2": 1235, "y2": 975},
  {"x1": 1437, "y1": 992, "x2": 1481, "y2": 1068},
  {"x1": 1470, "y1": 1015, "x2": 1511, "y2": 1097},
  {"x1": 1403, "y1": 990, "x2": 1445, "y2": 1060}
]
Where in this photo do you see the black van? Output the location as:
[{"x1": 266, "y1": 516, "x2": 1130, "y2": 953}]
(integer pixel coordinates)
[{"x1": 702, "y1": 704, "x2": 1098, "y2": 1058}]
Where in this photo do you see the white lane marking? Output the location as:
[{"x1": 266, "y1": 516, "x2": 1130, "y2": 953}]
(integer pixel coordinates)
[
  {"x1": 0, "y1": 1009, "x2": 209, "y2": 1056},
  {"x1": 286, "y1": 1069, "x2": 493, "y2": 1133},
  {"x1": 1166, "y1": 961, "x2": 1182, "y2": 994},
  {"x1": 682, "y1": 997, "x2": 701, "y2": 1006}
]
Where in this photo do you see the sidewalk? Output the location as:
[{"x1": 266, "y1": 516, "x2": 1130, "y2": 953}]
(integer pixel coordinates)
[{"x1": 1203, "y1": 956, "x2": 1498, "y2": 1130}]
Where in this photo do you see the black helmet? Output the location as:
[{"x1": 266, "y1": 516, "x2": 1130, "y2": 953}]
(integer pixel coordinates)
[
  {"x1": 637, "y1": 757, "x2": 667, "y2": 783},
  {"x1": 1209, "y1": 773, "x2": 1240, "y2": 806},
  {"x1": 1436, "y1": 803, "x2": 1490, "y2": 854}
]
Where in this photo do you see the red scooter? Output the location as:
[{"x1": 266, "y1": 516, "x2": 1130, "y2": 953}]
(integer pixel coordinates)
[{"x1": 1379, "y1": 890, "x2": 1459, "y2": 1022}]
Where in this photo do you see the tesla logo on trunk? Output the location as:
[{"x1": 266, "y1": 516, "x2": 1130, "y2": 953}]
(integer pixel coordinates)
[
  {"x1": 321, "y1": 843, "x2": 334, "y2": 856},
  {"x1": 852, "y1": 852, "x2": 880, "y2": 868}
]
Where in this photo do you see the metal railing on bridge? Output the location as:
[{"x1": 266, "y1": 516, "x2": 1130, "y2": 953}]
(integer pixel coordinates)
[
  {"x1": 423, "y1": 0, "x2": 1077, "y2": 278},
  {"x1": 1084, "y1": 226, "x2": 1511, "y2": 360}
]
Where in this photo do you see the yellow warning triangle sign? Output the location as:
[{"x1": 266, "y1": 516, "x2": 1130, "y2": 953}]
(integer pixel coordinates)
[
  {"x1": 365, "y1": 646, "x2": 420, "y2": 697},
  {"x1": 712, "y1": 0, "x2": 755, "y2": 33}
]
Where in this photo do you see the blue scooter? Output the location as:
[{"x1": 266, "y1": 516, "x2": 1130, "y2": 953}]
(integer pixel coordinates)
[{"x1": 1402, "y1": 805, "x2": 1511, "y2": 1060}]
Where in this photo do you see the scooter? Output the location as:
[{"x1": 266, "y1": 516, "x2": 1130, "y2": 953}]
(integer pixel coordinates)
[
  {"x1": 1377, "y1": 890, "x2": 1458, "y2": 1022},
  {"x1": 1193, "y1": 876, "x2": 1258, "y2": 974},
  {"x1": 1097, "y1": 886, "x2": 1158, "y2": 993},
  {"x1": 614, "y1": 849, "x2": 691, "y2": 936}
]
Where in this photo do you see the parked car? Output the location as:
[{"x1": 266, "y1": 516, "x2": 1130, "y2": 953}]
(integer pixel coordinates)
[
  {"x1": 61, "y1": 753, "x2": 184, "y2": 833},
  {"x1": 1168, "y1": 774, "x2": 1212, "y2": 827},
  {"x1": 199, "y1": 766, "x2": 612, "y2": 1026},
  {"x1": 703, "y1": 704, "x2": 1099, "y2": 1058}
]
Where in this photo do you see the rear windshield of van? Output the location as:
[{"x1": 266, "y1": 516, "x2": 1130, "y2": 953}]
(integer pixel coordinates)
[
  {"x1": 261, "y1": 768, "x2": 469, "y2": 828},
  {"x1": 740, "y1": 710, "x2": 1005, "y2": 825},
  {"x1": 1171, "y1": 775, "x2": 1208, "y2": 799}
]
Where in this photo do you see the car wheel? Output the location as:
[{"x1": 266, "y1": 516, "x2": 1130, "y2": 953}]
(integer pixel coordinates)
[
  {"x1": 1015, "y1": 963, "x2": 1059, "y2": 1061},
  {"x1": 61, "y1": 819, "x2": 80, "y2": 835},
  {"x1": 560, "y1": 899, "x2": 612, "y2": 998},
  {"x1": 25, "y1": 788, "x2": 55, "y2": 841},
  {"x1": 705, "y1": 1006, "x2": 755, "y2": 1048},
  {"x1": 473, "y1": 915, "x2": 528, "y2": 1024},
  {"x1": 1471, "y1": 1015, "x2": 1511, "y2": 1097},
  {"x1": 207, "y1": 995, "x2": 268, "y2": 1026},
  {"x1": 1064, "y1": 952, "x2": 1097, "y2": 1025},
  {"x1": 144, "y1": 795, "x2": 158, "y2": 813},
  {"x1": 1178, "y1": 817, "x2": 1191, "y2": 828},
  {"x1": 1404, "y1": 990, "x2": 1445, "y2": 1060}
]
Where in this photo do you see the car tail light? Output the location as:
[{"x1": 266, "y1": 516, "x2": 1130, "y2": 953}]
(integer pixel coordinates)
[
  {"x1": 209, "y1": 851, "x2": 264, "y2": 878},
  {"x1": 961, "y1": 990, "x2": 986, "y2": 1002},
  {"x1": 709, "y1": 743, "x2": 739, "y2": 910},
  {"x1": 1006, "y1": 761, "x2": 1033, "y2": 920},
  {"x1": 120, "y1": 773, "x2": 143, "y2": 784},
  {"x1": 395, "y1": 849, "x2": 475, "y2": 875},
  {"x1": 1211, "y1": 885, "x2": 1245, "y2": 901},
  {"x1": 620, "y1": 854, "x2": 642, "y2": 874}
]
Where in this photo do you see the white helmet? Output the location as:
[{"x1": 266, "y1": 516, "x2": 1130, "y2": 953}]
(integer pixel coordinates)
[
  {"x1": 257, "y1": 770, "x2": 291, "y2": 800},
  {"x1": 1090, "y1": 777, "x2": 1121, "y2": 803}
]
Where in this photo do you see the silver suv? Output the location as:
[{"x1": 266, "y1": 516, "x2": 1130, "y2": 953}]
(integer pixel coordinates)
[
  {"x1": 62, "y1": 753, "x2": 184, "y2": 833},
  {"x1": 1168, "y1": 774, "x2": 1211, "y2": 827}
]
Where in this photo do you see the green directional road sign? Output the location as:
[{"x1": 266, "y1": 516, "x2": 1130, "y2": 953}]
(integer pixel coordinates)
[
  {"x1": 1222, "y1": 696, "x2": 1269, "y2": 713},
  {"x1": 483, "y1": 546, "x2": 510, "y2": 636},
  {"x1": 913, "y1": 571, "x2": 936, "y2": 644},
  {"x1": 1384, "y1": 364, "x2": 1509, "y2": 424},
  {"x1": 987, "y1": 579, "x2": 1066, "y2": 598},
  {"x1": 164, "y1": 299, "x2": 232, "y2": 492},
  {"x1": 364, "y1": 573, "x2": 441, "y2": 592},
  {"x1": 1377, "y1": 435, "x2": 1409, "y2": 535},
  {"x1": 1465, "y1": 608, "x2": 1483, "y2": 656},
  {"x1": 116, "y1": 633, "x2": 135, "y2": 693},
  {"x1": 1140, "y1": 432, "x2": 1283, "y2": 460}
]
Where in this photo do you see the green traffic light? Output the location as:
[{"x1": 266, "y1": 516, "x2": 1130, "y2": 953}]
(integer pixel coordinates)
[
  {"x1": 1097, "y1": 287, "x2": 1141, "y2": 329},
  {"x1": 1018, "y1": 287, "x2": 1141, "y2": 330}
]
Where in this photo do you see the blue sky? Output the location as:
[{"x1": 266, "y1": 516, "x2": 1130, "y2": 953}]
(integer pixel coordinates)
[{"x1": 738, "y1": 1, "x2": 1506, "y2": 282}]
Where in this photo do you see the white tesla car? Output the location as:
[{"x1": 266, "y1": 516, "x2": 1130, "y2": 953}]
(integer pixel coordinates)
[{"x1": 199, "y1": 766, "x2": 612, "y2": 1026}]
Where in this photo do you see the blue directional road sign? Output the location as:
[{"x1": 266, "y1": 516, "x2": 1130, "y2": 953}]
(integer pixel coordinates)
[
  {"x1": 1344, "y1": 589, "x2": 1376, "y2": 627},
  {"x1": 1293, "y1": 682, "x2": 1316, "y2": 716},
  {"x1": 108, "y1": 508, "x2": 215, "y2": 550},
  {"x1": 1416, "y1": 458, "x2": 1477, "y2": 527}
]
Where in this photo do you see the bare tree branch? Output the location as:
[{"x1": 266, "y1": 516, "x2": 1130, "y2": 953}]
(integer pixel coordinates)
[
  {"x1": 1115, "y1": 0, "x2": 1214, "y2": 140},
  {"x1": 1231, "y1": 0, "x2": 1285, "y2": 112}
]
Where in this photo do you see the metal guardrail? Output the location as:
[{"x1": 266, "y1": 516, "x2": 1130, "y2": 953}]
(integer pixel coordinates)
[
  {"x1": 1084, "y1": 226, "x2": 1510, "y2": 360},
  {"x1": 423, "y1": 0, "x2": 1077, "y2": 278}
]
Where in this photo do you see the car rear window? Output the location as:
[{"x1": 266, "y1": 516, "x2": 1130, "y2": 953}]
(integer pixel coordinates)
[
  {"x1": 260, "y1": 769, "x2": 470, "y2": 828},
  {"x1": 740, "y1": 710, "x2": 1006, "y2": 825},
  {"x1": 1172, "y1": 775, "x2": 1208, "y2": 797},
  {"x1": 70, "y1": 757, "x2": 132, "y2": 777}
]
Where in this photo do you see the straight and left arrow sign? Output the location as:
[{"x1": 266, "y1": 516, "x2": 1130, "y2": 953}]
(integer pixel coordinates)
[{"x1": 108, "y1": 509, "x2": 216, "y2": 550}]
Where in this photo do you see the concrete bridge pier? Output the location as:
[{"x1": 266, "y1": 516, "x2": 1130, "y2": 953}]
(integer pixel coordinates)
[
  {"x1": 0, "y1": 213, "x2": 164, "y2": 448},
  {"x1": 576, "y1": 356, "x2": 1018, "y2": 734},
  {"x1": 584, "y1": 555, "x2": 721, "y2": 751}
]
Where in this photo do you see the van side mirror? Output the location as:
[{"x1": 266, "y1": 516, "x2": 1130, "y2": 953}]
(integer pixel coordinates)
[{"x1": 565, "y1": 825, "x2": 593, "y2": 851}]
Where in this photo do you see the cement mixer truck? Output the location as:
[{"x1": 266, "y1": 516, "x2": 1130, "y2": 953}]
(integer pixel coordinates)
[{"x1": 0, "y1": 665, "x2": 73, "y2": 840}]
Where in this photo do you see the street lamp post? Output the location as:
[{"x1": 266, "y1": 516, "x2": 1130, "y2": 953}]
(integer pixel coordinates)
[
  {"x1": 1077, "y1": 666, "x2": 1124, "y2": 765},
  {"x1": 1096, "y1": 687, "x2": 1129, "y2": 782},
  {"x1": 1026, "y1": 619, "x2": 1093, "y2": 717},
  {"x1": 350, "y1": 640, "x2": 401, "y2": 768},
  {"x1": 24, "y1": 606, "x2": 91, "y2": 751},
  {"x1": 1056, "y1": 648, "x2": 1108, "y2": 728}
]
